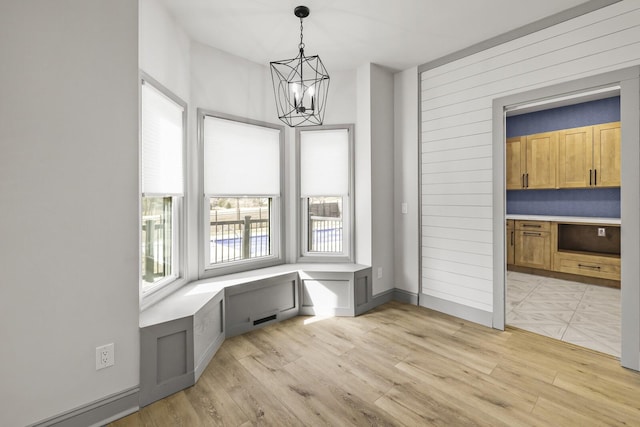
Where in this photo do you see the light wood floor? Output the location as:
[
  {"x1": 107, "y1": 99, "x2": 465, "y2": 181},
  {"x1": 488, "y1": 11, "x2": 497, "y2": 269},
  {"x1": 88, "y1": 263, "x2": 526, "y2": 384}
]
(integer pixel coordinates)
[{"x1": 112, "y1": 301, "x2": 640, "y2": 426}]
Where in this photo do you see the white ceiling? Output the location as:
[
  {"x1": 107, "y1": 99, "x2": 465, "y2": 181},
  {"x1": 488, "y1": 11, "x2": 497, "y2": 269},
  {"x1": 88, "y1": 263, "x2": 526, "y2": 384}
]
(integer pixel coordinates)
[{"x1": 158, "y1": 0, "x2": 590, "y2": 72}]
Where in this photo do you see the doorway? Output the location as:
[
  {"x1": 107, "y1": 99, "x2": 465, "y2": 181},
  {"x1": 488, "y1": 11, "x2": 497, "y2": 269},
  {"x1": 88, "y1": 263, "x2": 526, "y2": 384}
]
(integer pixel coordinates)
[
  {"x1": 492, "y1": 67, "x2": 640, "y2": 371},
  {"x1": 505, "y1": 93, "x2": 621, "y2": 357}
]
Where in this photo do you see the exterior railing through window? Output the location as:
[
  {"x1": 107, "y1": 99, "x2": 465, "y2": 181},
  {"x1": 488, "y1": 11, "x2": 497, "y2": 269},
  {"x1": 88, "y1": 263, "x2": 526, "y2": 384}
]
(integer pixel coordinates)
[
  {"x1": 309, "y1": 216, "x2": 343, "y2": 253},
  {"x1": 210, "y1": 217, "x2": 270, "y2": 263}
]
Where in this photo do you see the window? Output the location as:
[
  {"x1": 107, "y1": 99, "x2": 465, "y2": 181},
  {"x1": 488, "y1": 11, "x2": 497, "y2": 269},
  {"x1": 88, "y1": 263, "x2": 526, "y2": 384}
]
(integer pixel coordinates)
[
  {"x1": 297, "y1": 125, "x2": 354, "y2": 261},
  {"x1": 140, "y1": 75, "x2": 185, "y2": 295},
  {"x1": 200, "y1": 112, "x2": 284, "y2": 276}
]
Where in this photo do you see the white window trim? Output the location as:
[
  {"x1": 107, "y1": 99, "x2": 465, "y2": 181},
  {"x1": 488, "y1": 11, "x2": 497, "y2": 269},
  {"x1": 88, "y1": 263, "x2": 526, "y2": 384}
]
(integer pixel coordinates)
[
  {"x1": 139, "y1": 71, "x2": 188, "y2": 309},
  {"x1": 296, "y1": 124, "x2": 355, "y2": 263},
  {"x1": 198, "y1": 109, "x2": 286, "y2": 278}
]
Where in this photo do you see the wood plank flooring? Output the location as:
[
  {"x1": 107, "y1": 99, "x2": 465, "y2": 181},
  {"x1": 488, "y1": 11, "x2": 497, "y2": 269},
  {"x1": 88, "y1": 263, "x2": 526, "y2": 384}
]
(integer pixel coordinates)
[{"x1": 111, "y1": 301, "x2": 640, "y2": 426}]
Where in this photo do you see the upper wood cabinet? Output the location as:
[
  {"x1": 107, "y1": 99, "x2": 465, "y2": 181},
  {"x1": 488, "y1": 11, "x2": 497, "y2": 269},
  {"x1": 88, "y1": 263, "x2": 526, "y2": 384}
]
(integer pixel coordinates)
[
  {"x1": 508, "y1": 122, "x2": 620, "y2": 190},
  {"x1": 526, "y1": 132, "x2": 557, "y2": 189},
  {"x1": 557, "y1": 121, "x2": 620, "y2": 188},
  {"x1": 506, "y1": 137, "x2": 525, "y2": 189},
  {"x1": 593, "y1": 122, "x2": 621, "y2": 187},
  {"x1": 506, "y1": 132, "x2": 556, "y2": 189},
  {"x1": 557, "y1": 126, "x2": 593, "y2": 188}
]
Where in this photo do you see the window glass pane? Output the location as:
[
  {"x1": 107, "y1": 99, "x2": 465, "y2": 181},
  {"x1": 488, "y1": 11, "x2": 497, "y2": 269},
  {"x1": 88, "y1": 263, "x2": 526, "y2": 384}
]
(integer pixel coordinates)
[
  {"x1": 209, "y1": 197, "x2": 271, "y2": 264},
  {"x1": 141, "y1": 197, "x2": 173, "y2": 289},
  {"x1": 308, "y1": 196, "x2": 343, "y2": 253}
]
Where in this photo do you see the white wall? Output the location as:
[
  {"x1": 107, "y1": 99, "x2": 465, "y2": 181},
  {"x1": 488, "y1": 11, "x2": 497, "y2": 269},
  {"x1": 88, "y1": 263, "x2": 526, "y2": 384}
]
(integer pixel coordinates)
[
  {"x1": 419, "y1": 1, "x2": 640, "y2": 322},
  {"x1": 370, "y1": 65, "x2": 396, "y2": 295},
  {"x1": 356, "y1": 63, "x2": 395, "y2": 295},
  {"x1": 394, "y1": 67, "x2": 419, "y2": 294},
  {"x1": 139, "y1": 0, "x2": 191, "y2": 103},
  {"x1": 0, "y1": 1, "x2": 140, "y2": 425},
  {"x1": 356, "y1": 64, "x2": 373, "y2": 268}
]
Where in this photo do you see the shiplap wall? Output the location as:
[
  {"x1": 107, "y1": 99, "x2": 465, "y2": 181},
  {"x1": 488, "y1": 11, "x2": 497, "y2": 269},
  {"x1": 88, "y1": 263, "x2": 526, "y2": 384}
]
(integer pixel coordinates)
[{"x1": 420, "y1": 1, "x2": 640, "y2": 319}]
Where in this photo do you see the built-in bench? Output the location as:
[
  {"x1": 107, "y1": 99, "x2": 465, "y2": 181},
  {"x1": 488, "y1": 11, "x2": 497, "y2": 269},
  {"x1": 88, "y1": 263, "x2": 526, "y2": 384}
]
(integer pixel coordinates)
[{"x1": 139, "y1": 263, "x2": 373, "y2": 406}]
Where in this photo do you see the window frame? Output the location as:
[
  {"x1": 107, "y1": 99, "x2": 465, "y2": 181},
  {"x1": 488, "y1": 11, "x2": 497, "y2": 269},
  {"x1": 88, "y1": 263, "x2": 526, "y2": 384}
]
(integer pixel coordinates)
[
  {"x1": 139, "y1": 72, "x2": 188, "y2": 307},
  {"x1": 198, "y1": 109, "x2": 286, "y2": 278},
  {"x1": 296, "y1": 124, "x2": 355, "y2": 263}
]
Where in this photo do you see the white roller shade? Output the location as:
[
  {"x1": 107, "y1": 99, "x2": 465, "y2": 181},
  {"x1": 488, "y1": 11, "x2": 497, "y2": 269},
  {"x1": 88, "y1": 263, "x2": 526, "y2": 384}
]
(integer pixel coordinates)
[
  {"x1": 141, "y1": 82, "x2": 184, "y2": 195},
  {"x1": 203, "y1": 116, "x2": 281, "y2": 196},
  {"x1": 300, "y1": 129, "x2": 349, "y2": 197}
]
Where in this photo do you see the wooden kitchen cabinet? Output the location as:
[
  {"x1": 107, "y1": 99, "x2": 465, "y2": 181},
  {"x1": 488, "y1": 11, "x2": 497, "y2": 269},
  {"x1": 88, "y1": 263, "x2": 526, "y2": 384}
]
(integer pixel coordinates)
[
  {"x1": 526, "y1": 132, "x2": 557, "y2": 189},
  {"x1": 506, "y1": 220, "x2": 515, "y2": 265},
  {"x1": 593, "y1": 122, "x2": 621, "y2": 187},
  {"x1": 506, "y1": 137, "x2": 525, "y2": 190},
  {"x1": 514, "y1": 220, "x2": 551, "y2": 270},
  {"x1": 554, "y1": 251, "x2": 620, "y2": 281},
  {"x1": 557, "y1": 126, "x2": 593, "y2": 188},
  {"x1": 557, "y1": 122, "x2": 620, "y2": 189},
  {"x1": 506, "y1": 132, "x2": 556, "y2": 189}
]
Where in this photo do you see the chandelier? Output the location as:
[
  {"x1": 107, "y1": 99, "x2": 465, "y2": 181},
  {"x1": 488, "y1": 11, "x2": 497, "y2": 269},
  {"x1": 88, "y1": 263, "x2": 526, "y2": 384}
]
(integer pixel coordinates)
[{"x1": 270, "y1": 6, "x2": 330, "y2": 127}]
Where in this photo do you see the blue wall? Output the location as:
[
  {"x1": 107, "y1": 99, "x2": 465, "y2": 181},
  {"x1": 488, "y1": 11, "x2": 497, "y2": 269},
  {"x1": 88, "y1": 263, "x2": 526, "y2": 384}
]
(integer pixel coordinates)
[
  {"x1": 507, "y1": 96, "x2": 620, "y2": 137},
  {"x1": 507, "y1": 188, "x2": 620, "y2": 218},
  {"x1": 506, "y1": 96, "x2": 620, "y2": 218}
]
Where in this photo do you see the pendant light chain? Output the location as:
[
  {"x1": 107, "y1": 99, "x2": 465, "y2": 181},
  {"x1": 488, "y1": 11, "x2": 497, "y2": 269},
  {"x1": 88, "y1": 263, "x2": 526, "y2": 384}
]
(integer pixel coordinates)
[{"x1": 299, "y1": 18, "x2": 305, "y2": 51}]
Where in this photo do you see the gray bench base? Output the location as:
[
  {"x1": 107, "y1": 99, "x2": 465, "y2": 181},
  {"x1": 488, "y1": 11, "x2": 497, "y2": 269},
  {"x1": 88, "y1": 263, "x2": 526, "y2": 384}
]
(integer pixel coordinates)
[{"x1": 139, "y1": 264, "x2": 373, "y2": 407}]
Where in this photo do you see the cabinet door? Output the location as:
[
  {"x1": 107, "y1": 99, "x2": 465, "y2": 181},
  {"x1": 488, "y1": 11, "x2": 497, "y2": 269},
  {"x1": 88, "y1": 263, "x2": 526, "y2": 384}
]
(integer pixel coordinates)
[
  {"x1": 557, "y1": 126, "x2": 592, "y2": 188},
  {"x1": 515, "y1": 230, "x2": 551, "y2": 270},
  {"x1": 526, "y1": 132, "x2": 556, "y2": 189},
  {"x1": 506, "y1": 221, "x2": 515, "y2": 265},
  {"x1": 593, "y1": 121, "x2": 621, "y2": 187},
  {"x1": 506, "y1": 137, "x2": 525, "y2": 189}
]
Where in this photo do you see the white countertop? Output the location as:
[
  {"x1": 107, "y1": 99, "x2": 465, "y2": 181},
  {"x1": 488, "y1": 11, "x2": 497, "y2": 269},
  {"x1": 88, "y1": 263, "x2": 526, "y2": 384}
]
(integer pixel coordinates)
[{"x1": 506, "y1": 214, "x2": 620, "y2": 225}]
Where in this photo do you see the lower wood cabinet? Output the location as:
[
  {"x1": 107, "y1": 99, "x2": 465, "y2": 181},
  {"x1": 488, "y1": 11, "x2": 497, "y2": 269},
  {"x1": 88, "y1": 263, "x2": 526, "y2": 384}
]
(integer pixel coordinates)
[
  {"x1": 514, "y1": 220, "x2": 551, "y2": 270},
  {"x1": 506, "y1": 220, "x2": 515, "y2": 265},
  {"x1": 553, "y1": 251, "x2": 620, "y2": 281},
  {"x1": 509, "y1": 219, "x2": 620, "y2": 283}
]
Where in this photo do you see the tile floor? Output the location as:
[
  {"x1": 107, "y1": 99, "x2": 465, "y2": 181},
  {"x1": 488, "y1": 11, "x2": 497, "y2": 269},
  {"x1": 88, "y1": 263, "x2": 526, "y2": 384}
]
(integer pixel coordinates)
[{"x1": 506, "y1": 271, "x2": 621, "y2": 357}]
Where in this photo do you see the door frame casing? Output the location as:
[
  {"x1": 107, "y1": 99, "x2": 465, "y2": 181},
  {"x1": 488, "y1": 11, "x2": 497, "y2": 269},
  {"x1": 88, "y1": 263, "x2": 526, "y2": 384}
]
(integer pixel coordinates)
[{"x1": 492, "y1": 66, "x2": 640, "y2": 370}]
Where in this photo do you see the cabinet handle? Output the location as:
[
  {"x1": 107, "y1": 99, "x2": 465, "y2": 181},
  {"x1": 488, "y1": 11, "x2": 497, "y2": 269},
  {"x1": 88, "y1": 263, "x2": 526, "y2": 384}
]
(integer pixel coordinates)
[
  {"x1": 523, "y1": 232, "x2": 542, "y2": 236},
  {"x1": 522, "y1": 224, "x2": 541, "y2": 228},
  {"x1": 578, "y1": 263, "x2": 601, "y2": 270},
  {"x1": 525, "y1": 173, "x2": 529, "y2": 188},
  {"x1": 511, "y1": 231, "x2": 514, "y2": 245},
  {"x1": 589, "y1": 169, "x2": 593, "y2": 186},
  {"x1": 594, "y1": 169, "x2": 597, "y2": 186},
  {"x1": 522, "y1": 173, "x2": 525, "y2": 188}
]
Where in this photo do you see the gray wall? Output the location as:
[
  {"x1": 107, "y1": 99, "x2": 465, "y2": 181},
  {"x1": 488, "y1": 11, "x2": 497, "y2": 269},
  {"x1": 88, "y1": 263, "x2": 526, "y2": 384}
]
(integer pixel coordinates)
[
  {"x1": 370, "y1": 65, "x2": 396, "y2": 295},
  {"x1": 393, "y1": 67, "x2": 419, "y2": 295},
  {"x1": 0, "y1": 1, "x2": 140, "y2": 425}
]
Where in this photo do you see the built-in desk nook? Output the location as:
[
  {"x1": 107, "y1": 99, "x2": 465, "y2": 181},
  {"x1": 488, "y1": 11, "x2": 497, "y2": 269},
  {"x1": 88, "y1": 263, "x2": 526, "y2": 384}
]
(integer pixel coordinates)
[{"x1": 506, "y1": 215, "x2": 621, "y2": 287}]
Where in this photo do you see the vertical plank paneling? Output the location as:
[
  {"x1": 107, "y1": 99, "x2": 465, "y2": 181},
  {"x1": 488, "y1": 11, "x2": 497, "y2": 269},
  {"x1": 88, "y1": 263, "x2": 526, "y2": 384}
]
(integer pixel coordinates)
[{"x1": 420, "y1": 1, "x2": 640, "y2": 316}]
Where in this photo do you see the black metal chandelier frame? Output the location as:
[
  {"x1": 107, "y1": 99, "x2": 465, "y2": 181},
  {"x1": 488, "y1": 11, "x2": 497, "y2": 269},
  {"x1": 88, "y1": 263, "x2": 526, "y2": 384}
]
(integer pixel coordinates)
[{"x1": 270, "y1": 6, "x2": 330, "y2": 127}]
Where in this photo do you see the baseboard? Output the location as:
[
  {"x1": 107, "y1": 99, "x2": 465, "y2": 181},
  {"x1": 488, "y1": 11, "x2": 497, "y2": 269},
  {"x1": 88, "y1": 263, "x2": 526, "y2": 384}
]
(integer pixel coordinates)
[
  {"x1": 356, "y1": 289, "x2": 394, "y2": 315},
  {"x1": 30, "y1": 386, "x2": 139, "y2": 427},
  {"x1": 419, "y1": 294, "x2": 493, "y2": 327},
  {"x1": 392, "y1": 289, "x2": 418, "y2": 305}
]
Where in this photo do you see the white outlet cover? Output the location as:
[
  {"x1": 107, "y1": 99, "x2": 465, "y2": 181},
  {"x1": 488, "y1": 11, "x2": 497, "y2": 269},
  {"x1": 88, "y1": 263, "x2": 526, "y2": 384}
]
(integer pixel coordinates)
[{"x1": 96, "y1": 343, "x2": 115, "y2": 370}]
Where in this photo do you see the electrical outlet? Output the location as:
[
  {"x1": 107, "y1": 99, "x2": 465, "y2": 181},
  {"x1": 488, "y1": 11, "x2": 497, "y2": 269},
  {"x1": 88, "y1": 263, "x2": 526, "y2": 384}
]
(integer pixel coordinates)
[
  {"x1": 377, "y1": 267, "x2": 383, "y2": 279},
  {"x1": 401, "y1": 203, "x2": 408, "y2": 214},
  {"x1": 96, "y1": 343, "x2": 115, "y2": 370},
  {"x1": 598, "y1": 227, "x2": 606, "y2": 237}
]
